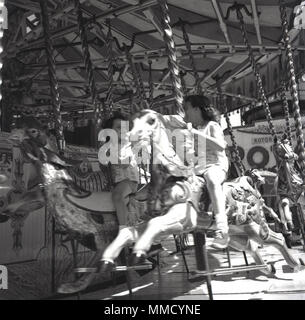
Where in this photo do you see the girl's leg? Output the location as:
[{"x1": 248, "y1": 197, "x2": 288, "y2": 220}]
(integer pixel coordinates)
[
  {"x1": 112, "y1": 180, "x2": 137, "y2": 227},
  {"x1": 204, "y1": 167, "x2": 229, "y2": 248}
]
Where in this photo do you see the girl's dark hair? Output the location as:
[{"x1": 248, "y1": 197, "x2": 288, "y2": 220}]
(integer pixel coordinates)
[
  {"x1": 185, "y1": 95, "x2": 221, "y2": 124},
  {"x1": 103, "y1": 112, "x2": 127, "y2": 129}
]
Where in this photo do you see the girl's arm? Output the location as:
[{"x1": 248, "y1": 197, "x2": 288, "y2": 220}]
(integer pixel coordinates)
[
  {"x1": 193, "y1": 122, "x2": 227, "y2": 150},
  {"x1": 161, "y1": 114, "x2": 187, "y2": 129}
]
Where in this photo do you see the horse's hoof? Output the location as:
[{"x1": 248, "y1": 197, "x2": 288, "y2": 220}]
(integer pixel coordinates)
[
  {"x1": 299, "y1": 258, "x2": 305, "y2": 266},
  {"x1": 57, "y1": 280, "x2": 89, "y2": 295},
  {"x1": 265, "y1": 263, "x2": 276, "y2": 275},
  {"x1": 129, "y1": 252, "x2": 147, "y2": 266},
  {"x1": 97, "y1": 260, "x2": 115, "y2": 273},
  {"x1": 284, "y1": 234, "x2": 293, "y2": 249},
  {"x1": 287, "y1": 222, "x2": 294, "y2": 232},
  {"x1": 293, "y1": 264, "x2": 305, "y2": 273}
]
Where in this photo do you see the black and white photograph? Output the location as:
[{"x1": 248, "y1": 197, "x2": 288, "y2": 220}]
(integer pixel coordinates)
[{"x1": 1, "y1": 0, "x2": 305, "y2": 303}]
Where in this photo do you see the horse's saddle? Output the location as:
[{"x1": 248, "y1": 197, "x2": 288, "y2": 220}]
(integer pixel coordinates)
[
  {"x1": 64, "y1": 184, "x2": 149, "y2": 214},
  {"x1": 64, "y1": 190, "x2": 116, "y2": 213}
]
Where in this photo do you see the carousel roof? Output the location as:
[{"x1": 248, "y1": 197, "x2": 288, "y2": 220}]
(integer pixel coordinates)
[{"x1": 2, "y1": 0, "x2": 303, "y2": 122}]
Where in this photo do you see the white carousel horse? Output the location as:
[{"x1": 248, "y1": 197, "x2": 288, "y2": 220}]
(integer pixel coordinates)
[
  {"x1": 272, "y1": 137, "x2": 305, "y2": 245},
  {"x1": 98, "y1": 110, "x2": 302, "y2": 276}
]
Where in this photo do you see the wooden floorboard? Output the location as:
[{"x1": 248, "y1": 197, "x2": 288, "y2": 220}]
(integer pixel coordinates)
[{"x1": 57, "y1": 235, "x2": 305, "y2": 300}]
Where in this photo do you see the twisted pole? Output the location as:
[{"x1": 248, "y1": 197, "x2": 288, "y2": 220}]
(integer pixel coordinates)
[
  {"x1": 75, "y1": 0, "x2": 102, "y2": 129},
  {"x1": 0, "y1": 0, "x2": 4, "y2": 131},
  {"x1": 180, "y1": 20, "x2": 202, "y2": 95},
  {"x1": 180, "y1": 71, "x2": 187, "y2": 96},
  {"x1": 40, "y1": 0, "x2": 65, "y2": 153},
  {"x1": 280, "y1": 2, "x2": 305, "y2": 170},
  {"x1": 281, "y1": 82, "x2": 293, "y2": 145},
  {"x1": 105, "y1": 20, "x2": 115, "y2": 117},
  {"x1": 234, "y1": 6, "x2": 277, "y2": 141},
  {"x1": 148, "y1": 60, "x2": 154, "y2": 107},
  {"x1": 158, "y1": 0, "x2": 184, "y2": 118}
]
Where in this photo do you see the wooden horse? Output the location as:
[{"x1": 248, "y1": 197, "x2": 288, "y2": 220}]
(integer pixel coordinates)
[
  {"x1": 7, "y1": 121, "x2": 149, "y2": 294},
  {"x1": 272, "y1": 137, "x2": 305, "y2": 247},
  {"x1": 98, "y1": 110, "x2": 303, "y2": 277}
]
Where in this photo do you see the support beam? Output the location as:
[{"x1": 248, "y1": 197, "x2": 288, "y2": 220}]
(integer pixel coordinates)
[
  {"x1": 211, "y1": 0, "x2": 231, "y2": 44},
  {"x1": 6, "y1": 0, "x2": 158, "y2": 57},
  {"x1": 251, "y1": 0, "x2": 262, "y2": 45},
  {"x1": 8, "y1": 0, "x2": 40, "y2": 12},
  {"x1": 210, "y1": 58, "x2": 250, "y2": 88},
  {"x1": 6, "y1": 0, "x2": 87, "y2": 55},
  {"x1": 199, "y1": 57, "x2": 230, "y2": 85},
  {"x1": 21, "y1": 42, "x2": 297, "y2": 72},
  {"x1": 143, "y1": 8, "x2": 164, "y2": 36}
]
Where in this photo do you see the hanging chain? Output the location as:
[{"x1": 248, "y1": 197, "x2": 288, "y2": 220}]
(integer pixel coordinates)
[
  {"x1": 105, "y1": 20, "x2": 115, "y2": 118},
  {"x1": 180, "y1": 71, "x2": 187, "y2": 95},
  {"x1": 280, "y1": 3, "x2": 305, "y2": 170},
  {"x1": 124, "y1": 45, "x2": 148, "y2": 110},
  {"x1": 279, "y1": 55, "x2": 293, "y2": 145},
  {"x1": 233, "y1": 6, "x2": 277, "y2": 141},
  {"x1": 180, "y1": 19, "x2": 202, "y2": 95},
  {"x1": 135, "y1": 62, "x2": 149, "y2": 109},
  {"x1": 280, "y1": 81, "x2": 293, "y2": 145},
  {"x1": 224, "y1": 110, "x2": 245, "y2": 176},
  {"x1": 40, "y1": 0, "x2": 65, "y2": 153},
  {"x1": 158, "y1": 0, "x2": 184, "y2": 118},
  {"x1": 148, "y1": 60, "x2": 154, "y2": 107},
  {"x1": 215, "y1": 75, "x2": 245, "y2": 175},
  {"x1": 75, "y1": 0, "x2": 103, "y2": 129}
]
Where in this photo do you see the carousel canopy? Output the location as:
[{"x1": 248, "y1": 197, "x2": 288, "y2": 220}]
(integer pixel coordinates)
[{"x1": 2, "y1": 0, "x2": 304, "y2": 126}]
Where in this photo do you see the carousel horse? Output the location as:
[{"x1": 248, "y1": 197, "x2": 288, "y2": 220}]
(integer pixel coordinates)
[
  {"x1": 272, "y1": 137, "x2": 305, "y2": 242},
  {"x1": 98, "y1": 110, "x2": 303, "y2": 277},
  {"x1": 8, "y1": 122, "x2": 151, "y2": 294},
  {"x1": 10, "y1": 115, "x2": 303, "y2": 294},
  {"x1": 245, "y1": 168, "x2": 283, "y2": 226}
]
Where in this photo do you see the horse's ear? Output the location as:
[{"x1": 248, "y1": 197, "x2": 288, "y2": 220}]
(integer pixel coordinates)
[
  {"x1": 44, "y1": 149, "x2": 73, "y2": 168},
  {"x1": 281, "y1": 133, "x2": 288, "y2": 141}
]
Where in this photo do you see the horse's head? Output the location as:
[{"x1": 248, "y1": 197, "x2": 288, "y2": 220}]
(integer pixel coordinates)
[
  {"x1": 273, "y1": 136, "x2": 298, "y2": 163},
  {"x1": 128, "y1": 110, "x2": 193, "y2": 178},
  {"x1": 9, "y1": 118, "x2": 73, "y2": 185},
  {"x1": 245, "y1": 168, "x2": 265, "y2": 188},
  {"x1": 128, "y1": 110, "x2": 163, "y2": 149}
]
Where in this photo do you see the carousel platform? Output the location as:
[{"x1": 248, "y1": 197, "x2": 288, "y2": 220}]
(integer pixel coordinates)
[{"x1": 58, "y1": 235, "x2": 305, "y2": 301}]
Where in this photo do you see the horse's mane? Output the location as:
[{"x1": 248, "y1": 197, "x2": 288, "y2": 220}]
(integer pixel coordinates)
[{"x1": 142, "y1": 111, "x2": 195, "y2": 177}]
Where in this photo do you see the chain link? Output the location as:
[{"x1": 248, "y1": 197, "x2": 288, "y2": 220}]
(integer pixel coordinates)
[
  {"x1": 105, "y1": 21, "x2": 115, "y2": 117},
  {"x1": 280, "y1": 3, "x2": 305, "y2": 170},
  {"x1": 236, "y1": 7, "x2": 277, "y2": 142},
  {"x1": 40, "y1": 0, "x2": 65, "y2": 153},
  {"x1": 180, "y1": 20, "x2": 202, "y2": 95},
  {"x1": 75, "y1": 0, "x2": 103, "y2": 129}
]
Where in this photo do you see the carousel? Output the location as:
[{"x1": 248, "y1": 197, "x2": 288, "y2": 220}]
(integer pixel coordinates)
[{"x1": 1, "y1": 0, "x2": 305, "y2": 301}]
